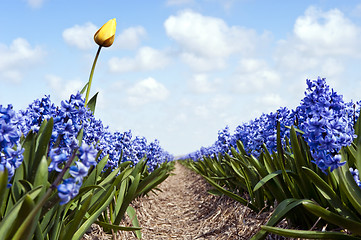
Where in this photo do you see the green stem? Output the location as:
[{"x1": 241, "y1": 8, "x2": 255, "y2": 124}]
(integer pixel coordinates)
[{"x1": 85, "y1": 45, "x2": 102, "y2": 107}]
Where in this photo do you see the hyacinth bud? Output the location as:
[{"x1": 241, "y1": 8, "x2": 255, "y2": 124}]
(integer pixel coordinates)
[{"x1": 94, "y1": 18, "x2": 116, "y2": 47}]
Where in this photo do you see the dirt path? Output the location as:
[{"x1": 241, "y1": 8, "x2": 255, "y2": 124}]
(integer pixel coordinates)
[{"x1": 83, "y1": 162, "x2": 279, "y2": 240}]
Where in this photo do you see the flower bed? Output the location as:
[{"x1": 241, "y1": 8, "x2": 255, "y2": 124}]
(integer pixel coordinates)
[
  {"x1": 181, "y1": 77, "x2": 361, "y2": 239},
  {"x1": 0, "y1": 18, "x2": 174, "y2": 240}
]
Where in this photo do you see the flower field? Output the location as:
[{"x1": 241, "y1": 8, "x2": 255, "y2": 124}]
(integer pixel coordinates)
[
  {"x1": 0, "y1": 19, "x2": 174, "y2": 240},
  {"x1": 181, "y1": 77, "x2": 361, "y2": 239},
  {"x1": 2, "y1": 17, "x2": 361, "y2": 240}
]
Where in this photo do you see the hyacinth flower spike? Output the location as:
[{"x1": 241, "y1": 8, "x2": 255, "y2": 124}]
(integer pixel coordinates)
[{"x1": 84, "y1": 18, "x2": 116, "y2": 107}]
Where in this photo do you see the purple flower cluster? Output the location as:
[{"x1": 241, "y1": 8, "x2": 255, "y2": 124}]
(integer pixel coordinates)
[
  {"x1": 295, "y1": 77, "x2": 355, "y2": 171},
  {"x1": 231, "y1": 107, "x2": 293, "y2": 158},
  {"x1": 350, "y1": 167, "x2": 361, "y2": 187},
  {"x1": 183, "y1": 77, "x2": 357, "y2": 173},
  {"x1": 98, "y1": 130, "x2": 173, "y2": 171},
  {"x1": 183, "y1": 106, "x2": 293, "y2": 161},
  {"x1": 3, "y1": 92, "x2": 173, "y2": 204},
  {"x1": 57, "y1": 142, "x2": 97, "y2": 204},
  {"x1": 19, "y1": 93, "x2": 99, "y2": 173},
  {"x1": 0, "y1": 105, "x2": 24, "y2": 184},
  {"x1": 17, "y1": 93, "x2": 101, "y2": 204},
  {"x1": 146, "y1": 139, "x2": 173, "y2": 171}
]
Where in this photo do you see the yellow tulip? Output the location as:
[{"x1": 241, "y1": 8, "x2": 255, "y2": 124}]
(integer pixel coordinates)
[{"x1": 94, "y1": 18, "x2": 116, "y2": 47}]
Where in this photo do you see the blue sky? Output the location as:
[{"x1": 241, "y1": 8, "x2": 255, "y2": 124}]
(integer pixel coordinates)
[{"x1": 2, "y1": 0, "x2": 361, "y2": 156}]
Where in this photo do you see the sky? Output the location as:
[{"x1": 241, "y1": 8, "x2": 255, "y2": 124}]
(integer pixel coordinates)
[{"x1": 1, "y1": 0, "x2": 361, "y2": 156}]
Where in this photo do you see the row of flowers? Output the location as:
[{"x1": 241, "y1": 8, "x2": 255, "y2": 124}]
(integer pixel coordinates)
[
  {"x1": 183, "y1": 77, "x2": 358, "y2": 174},
  {"x1": 181, "y1": 77, "x2": 361, "y2": 239},
  {"x1": 0, "y1": 18, "x2": 175, "y2": 239},
  {"x1": 1, "y1": 92, "x2": 173, "y2": 204}
]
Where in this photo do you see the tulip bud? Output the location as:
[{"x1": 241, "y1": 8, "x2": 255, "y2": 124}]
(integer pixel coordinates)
[{"x1": 94, "y1": 18, "x2": 116, "y2": 47}]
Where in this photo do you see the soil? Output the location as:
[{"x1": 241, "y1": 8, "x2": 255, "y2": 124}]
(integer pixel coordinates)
[{"x1": 82, "y1": 162, "x2": 288, "y2": 240}]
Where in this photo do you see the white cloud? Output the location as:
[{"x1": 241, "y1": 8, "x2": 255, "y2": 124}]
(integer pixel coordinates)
[
  {"x1": 46, "y1": 74, "x2": 84, "y2": 101},
  {"x1": 164, "y1": 10, "x2": 268, "y2": 72},
  {"x1": 209, "y1": 94, "x2": 232, "y2": 110},
  {"x1": 274, "y1": 6, "x2": 361, "y2": 99},
  {"x1": 126, "y1": 77, "x2": 170, "y2": 106},
  {"x1": 256, "y1": 93, "x2": 286, "y2": 110},
  {"x1": 164, "y1": 10, "x2": 259, "y2": 58},
  {"x1": 114, "y1": 26, "x2": 147, "y2": 50},
  {"x1": 180, "y1": 52, "x2": 226, "y2": 72},
  {"x1": 293, "y1": 6, "x2": 361, "y2": 57},
  {"x1": 232, "y1": 58, "x2": 280, "y2": 93},
  {"x1": 320, "y1": 58, "x2": 344, "y2": 77},
  {"x1": 62, "y1": 22, "x2": 98, "y2": 50},
  {"x1": 188, "y1": 74, "x2": 221, "y2": 93},
  {"x1": 26, "y1": 0, "x2": 45, "y2": 8},
  {"x1": 109, "y1": 47, "x2": 170, "y2": 72},
  {"x1": 0, "y1": 38, "x2": 45, "y2": 82},
  {"x1": 274, "y1": 41, "x2": 320, "y2": 73},
  {"x1": 193, "y1": 105, "x2": 209, "y2": 118}
]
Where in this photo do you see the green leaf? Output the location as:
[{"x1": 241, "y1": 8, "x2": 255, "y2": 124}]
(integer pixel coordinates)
[
  {"x1": 34, "y1": 155, "x2": 49, "y2": 197},
  {"x1": 82, "y1": 155, "x2": 108, "y2": 187},
  {"x1": 113, "y1": 173, "x2": 141, "y2": 225},
  {"x1": 72, "y1": 187, "x2": 116, "y2": 240},
  {"x1": 253, "y1": 170, "x2": 293, "y2": 192},
  {"x1": 236, "y1": 140, "x2": 248, "y2": 156},
  {"x1": 17, "y1": 180, "x2": 33, "y2": 194},
  {"x1": 261, "y1": 226, "x2": 361, "y2": 240},
  {"x1": 62, "y1": 193, "x2": 93, "y2": 240},
  {"x1": 113, "y1": 180, "x2": 127, "y2": 221},
  {"x1": 87, "y1": 92, "x2": 98, "y2": 114},
  {"x1": 98, "y1": 165, "x2": 124, "y2": 187},
  {"x1": 230, "y1": 159, "x2": 253, "y2": 187},
  {"x1": 6, "y1": 194, "x2": 35, "y2": 240},
  {"x1": 135, "y1": 164, "x2": 172, "y2": 197},
  {"x1": 207, "y1": 189, "x2": 223, "y2": 196},
  {"x1": 0, "y1": 186, "x2": 43, "y2": 237},
  {"x1": 251, "y1": 198, "x2": 311, "y2": 240},
  {"x1": 289, "y1": 126, "x2": 310, "y2": 194},
  {"x1": 95, "y1": 221, "x2": 141, "y2": 231},
  {"x1": 31, "y1": 118, "x2": 53, "y2": 183},
  {"x1": 12, "y1": 192, "x2": 46, "y2": 240},
  {"x1": 276, "y1": 123, "x2": 300, "y2": 199},
  {"x1": 21, "y1": 131, "x2": 36, "y2": 179},
  {"x1": 39, "y1": 206, "x2": 58, "y2": 236},
  {"x1": 134, "y1": 166, "x2": 164, "y2": 196},
  {"x1": 127, "y1": 206, "x2": 142, "y2": 239},
  {"x1": 248, "y1": 153, "x2": 286, "y2": 202},
  {"x1": 284, "y1": 125, "x2": 305, "y2": 134},
  {"x1": 302, "y1": 166, "x2": 359, "y2": 220},
  {"x1": 47, "y1": 204, "x2": 64, "y2": 240},
  {"x1": 201, "y1": 175, "x2": 258, "y2": 212},
  {"x1": 0, "y1": 169, "x2": 8, "y2": 212},
  {"x1": 137, "y1": 172, "x2": 169, "y2": 198},
  {"x1": 336, "y1": 167, "x2": 361, "y2": 216},
  {"x1": 303, "y1": 201, "x2": 361, "y2": 235},
  {"x1": 80, "y1": 83, "x2": 88, "y2": 94}
]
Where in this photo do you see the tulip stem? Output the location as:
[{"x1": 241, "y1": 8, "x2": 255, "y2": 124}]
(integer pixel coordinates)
[{"x1": 85, "y1": 45, "x2": 102, "y2": 107}]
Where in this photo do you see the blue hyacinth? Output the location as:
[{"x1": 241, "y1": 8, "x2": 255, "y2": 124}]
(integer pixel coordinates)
[
  {"x1": 0, "y1": 104, "x2": 24, "y2": 185},
  {"x1": 2, "y1": 92, "x2": 172, "y2": 204},
  {"x1": 57, "y1": 142, "x2": 98, "y2": 205},
  {"x1": 183, "y1": 77, "x2": 357, "y2": 174},
  {"x1": 296, "y1": 77, "x2": 355, "y2": 172},
  {"x1": 350, "y1": 167, "x2": 361, "y2": 187}
]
